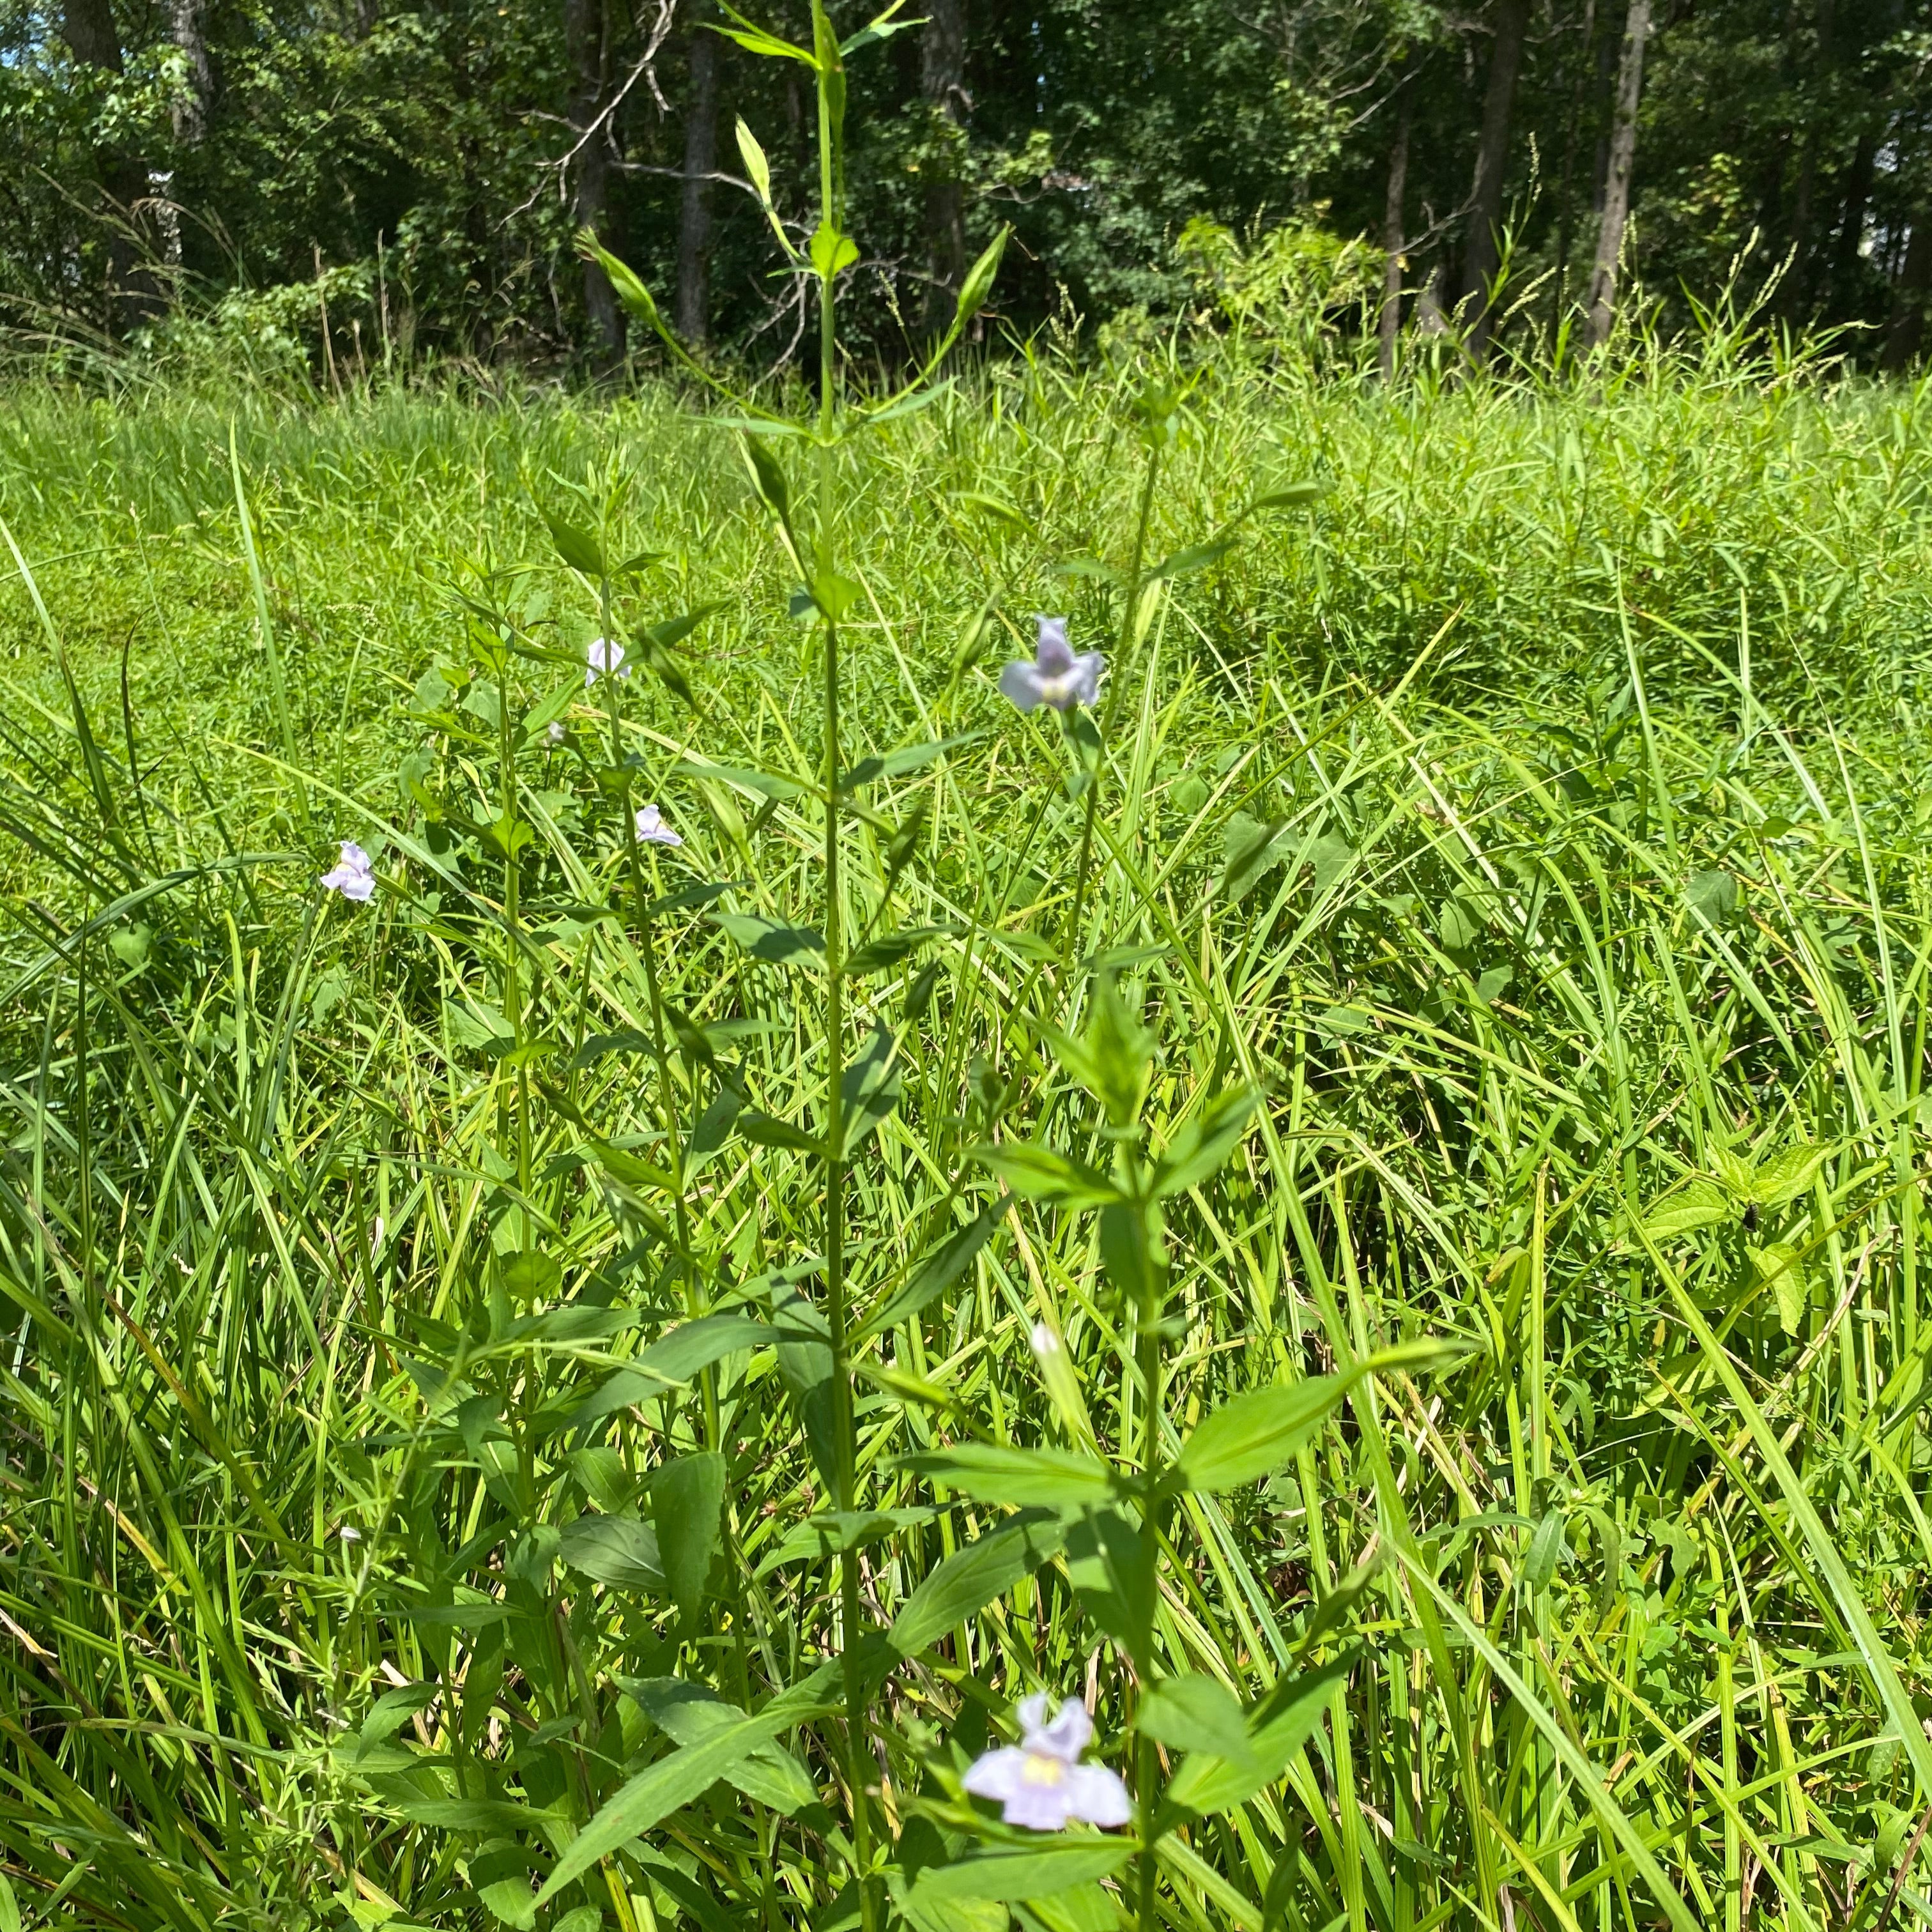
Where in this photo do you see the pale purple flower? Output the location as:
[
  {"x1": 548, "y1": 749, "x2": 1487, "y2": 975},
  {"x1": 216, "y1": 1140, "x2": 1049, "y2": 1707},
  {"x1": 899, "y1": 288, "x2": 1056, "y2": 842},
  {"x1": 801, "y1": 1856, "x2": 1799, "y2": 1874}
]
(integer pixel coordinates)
[
  {"x1": 548, "y1": 720, "x2": 567, "y2": 746},
  {"x1": 999, "y1": 617, "x2": 1104, "y2": 714},
  {"x1": 962, "y1": 1693, "x2": 1131, "y2": 1831},
  {"x1": 320, "y1": 841, "x2": 376, "y2": 903},
  {"x1": 585, "y1": 637, "x2": 629, "y2": 687},
  {"x1": 634, "y1": 804, "x2": 682, "y2": 847}
]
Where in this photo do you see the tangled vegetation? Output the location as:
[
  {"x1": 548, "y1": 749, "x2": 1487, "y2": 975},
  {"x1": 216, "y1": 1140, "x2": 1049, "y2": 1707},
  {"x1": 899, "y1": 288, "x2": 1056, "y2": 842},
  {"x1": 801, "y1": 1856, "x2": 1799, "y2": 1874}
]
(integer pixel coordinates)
[{"x1": 4, "y1": 107, "x2": 1932, "y2": 1928}]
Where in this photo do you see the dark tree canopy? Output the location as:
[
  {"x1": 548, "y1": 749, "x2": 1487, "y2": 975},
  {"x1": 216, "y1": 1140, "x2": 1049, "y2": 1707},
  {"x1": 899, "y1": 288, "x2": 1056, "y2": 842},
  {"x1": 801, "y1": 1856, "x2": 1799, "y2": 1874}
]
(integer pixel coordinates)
[{"x1": 5, "y1": 0, "x2": 1931, "y2": 372}]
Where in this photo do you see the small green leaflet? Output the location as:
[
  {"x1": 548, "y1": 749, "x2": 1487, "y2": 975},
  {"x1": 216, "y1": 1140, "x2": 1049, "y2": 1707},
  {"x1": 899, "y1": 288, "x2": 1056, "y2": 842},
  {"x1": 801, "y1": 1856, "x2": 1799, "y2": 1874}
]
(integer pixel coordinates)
[
  {"x1": 1747, "y1": 1142, "x2": 1830, "y2": 1208},
  {"x1": 1220, "y1": 815, "x2": 1295, "y2": 903},
  {"x1": 809, "y1": 222, "x2": 861, "y2": 279},
  {"x1": 1685, "y1": 867, "x2": 1739, "y2": 930}
]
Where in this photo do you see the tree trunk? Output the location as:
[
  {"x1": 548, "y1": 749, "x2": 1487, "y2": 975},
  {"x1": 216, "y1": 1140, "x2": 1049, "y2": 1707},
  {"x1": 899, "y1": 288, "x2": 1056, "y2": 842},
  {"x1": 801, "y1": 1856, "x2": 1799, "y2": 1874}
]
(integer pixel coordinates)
[
  {"x1": 1882, "y1": 216, "x2": 1932, "y2": 373},
  {"x1": 1829, "y1": 133, "x2": 1875, "y2": 313},
  {"x1": 60, "y1": 0, "x2": 160, "y2": 330},
  {"x1": 171, "y1": 0, "x2": 213, "y2": 145},
  {"x1": 920, "y1": 0, "x2": 968, "y2": 336},
  {"x1": 675, "y1": 0, "x2": 719, "y2": 344},
  {"x1": 1462, "y1": 0, "x2": 1530, "y2": 361},
  {"x1": 1379, "y1": 89, "x2": 1411, "y2": 380},
  {"x1": 1583, "y1": 0, "x2": 1652, "y2": 351},
  {"x1": 565, "y1": 0, "x2": 625, "y2": 372},
  {"x1": 1552, "y1": 0, "x2": 1600, "y2": 324}
]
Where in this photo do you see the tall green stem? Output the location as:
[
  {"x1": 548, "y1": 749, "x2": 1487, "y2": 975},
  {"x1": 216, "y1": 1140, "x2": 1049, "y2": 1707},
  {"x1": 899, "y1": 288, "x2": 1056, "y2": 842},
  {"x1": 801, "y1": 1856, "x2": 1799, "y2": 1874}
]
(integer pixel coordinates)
[
  {"x1": 1131, "y1": 1174, "x2": 1164, "y2": 1932},
  {"x1": 809, "y1": 26, "x2": 871, "y2": 1926},
  {"x1": 1063, "y1": 441, "x2": 1162, "y2": 979}
]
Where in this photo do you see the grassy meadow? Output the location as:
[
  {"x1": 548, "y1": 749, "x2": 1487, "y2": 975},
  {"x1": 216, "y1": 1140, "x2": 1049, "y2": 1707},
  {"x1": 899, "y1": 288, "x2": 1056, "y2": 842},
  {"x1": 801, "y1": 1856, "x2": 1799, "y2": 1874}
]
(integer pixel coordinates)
[{"x1": 4, "y1": 337, "x2": 1932, "y2": 1932}]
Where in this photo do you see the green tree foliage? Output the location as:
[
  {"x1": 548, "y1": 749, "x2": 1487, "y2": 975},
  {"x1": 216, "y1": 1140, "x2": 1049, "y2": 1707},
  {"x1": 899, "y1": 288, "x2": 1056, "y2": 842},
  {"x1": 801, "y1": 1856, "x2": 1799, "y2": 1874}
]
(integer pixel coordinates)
[{"x1": 5, "y1": 0, "x2": 1932, "y2": 371}]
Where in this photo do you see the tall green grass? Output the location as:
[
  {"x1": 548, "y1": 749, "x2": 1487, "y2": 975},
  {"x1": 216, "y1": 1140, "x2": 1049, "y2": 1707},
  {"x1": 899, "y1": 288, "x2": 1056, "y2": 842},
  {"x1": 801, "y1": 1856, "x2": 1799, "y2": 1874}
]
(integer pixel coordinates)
[{"x1": 4, "y1": 317, "x2": 1932, "y2": 1932}]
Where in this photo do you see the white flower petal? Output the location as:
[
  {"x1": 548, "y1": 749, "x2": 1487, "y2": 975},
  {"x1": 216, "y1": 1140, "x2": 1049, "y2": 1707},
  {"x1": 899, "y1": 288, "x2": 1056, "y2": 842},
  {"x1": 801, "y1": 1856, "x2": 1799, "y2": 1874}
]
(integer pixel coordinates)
[
  {"x1": 634, "y1": 804, "x2": 683, "y2": 846},
  {"x1": 962, "y1": 1745, "x2": 1031, "y2": 1805},
  {"x1": 1061, "y1": 1762, "x2": 1132, "y2": 1828},
  {"x1": 1000, "y1": 1774, "x2": 1077, "y2": 1832},
  {"x1": 999, "y1": 660, "x2": 1046, "y2": 712},
  {"x1": 1029, "y1": 1697, "x2": 1093, "y2": 1763},
  {"x1": 585, "y1": 637, "x2": 630, "y2": 686},
  {"x1": 1030, "y1": 1320, "x2": 1059, "y2": 1357},
  {"x1": 1013, "y1": 1691, "x2": 1052, "y2": 1736}
]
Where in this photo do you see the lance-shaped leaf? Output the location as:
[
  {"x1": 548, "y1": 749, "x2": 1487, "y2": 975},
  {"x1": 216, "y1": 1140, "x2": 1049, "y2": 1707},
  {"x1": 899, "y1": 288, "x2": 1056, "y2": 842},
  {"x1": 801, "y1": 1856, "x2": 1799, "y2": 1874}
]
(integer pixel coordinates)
[
  {"x1": 735, "y1": 116, "x2": 797, "y2": 256},
  {"x1": 653, "y1": 1450, "x2": 726, "y2": 1623},
  {"x1": 841, "y1": 1020, "x2": 903, "y2": 1156},
  {"x1": 1174, "y1": 1342, "x2": 1460, "y2": 1493},
  {"x1": 560, "y1": 1511, "x2": 666, "y2": 1595},
  {"x1": 673, "y1": 758, "x2": 808, "y2": 801},
  {"x1": 739, "y1": 1109, "x2": 825, "y2": 1156},
  {"x1": 1170, "y1": 1367, "x2": 1366, "y2": 1493},
  {"x1": 713, "y1": 912, "x2": 826, "y2": 968},
  {"x1": 1148, "y1": 537, "x2": 1236, "y2": 581},
  {"x1": 905, "y1": 1443, "x2": 1118, "y2": 1510},
  {"x1": 557, "y1": 1314, "x2": 774, "y2": 1429},
  {"x1": 1161, "y1": 1653, "x2": 1354, "y2": 1820},
  {"x1": 838, "y1": 730, "x2": 988, "y2": 792},
  {"x1": 619, "y1": 1677, "x2": 820, "y2": 1815},
  {"x1": 856, "y1": 1195, "x2": 1007, "y2": 1342},
  {"x1": 888, "y1": 1508, "x2": 1068, "y2": 1657},
  {"x1": 839, "y1": 0, "x2": 921, "y2": 57},
  {"x1": 970, "y1": 1141, "x2": 1123, "y2": 1209},
  {"x1": 909, "y1": 1843, "x2": 1131, "y2": 1903},
  {"x1": 534, "y1": 1660, "x2": 842, "y2": 1903},
  {"x1": 843, "y1": 923, "x2": 956, "y2": 979},
  {"x1": 1245, "y1": 479, "x2": 1330, "y2": 512},
  {"x1": 1151, "y1": 1086, "x2": 1260, "y2": 1199},
  {"x1": 711, "y1": 2, "x2": 816, "y2": 66},
  {"x1": 1137, "y1": 1673, "x2": 1250, "y2": 1761},
  {"x1": 542, "y1": 507, "x2": 606, "y2": 577}
]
